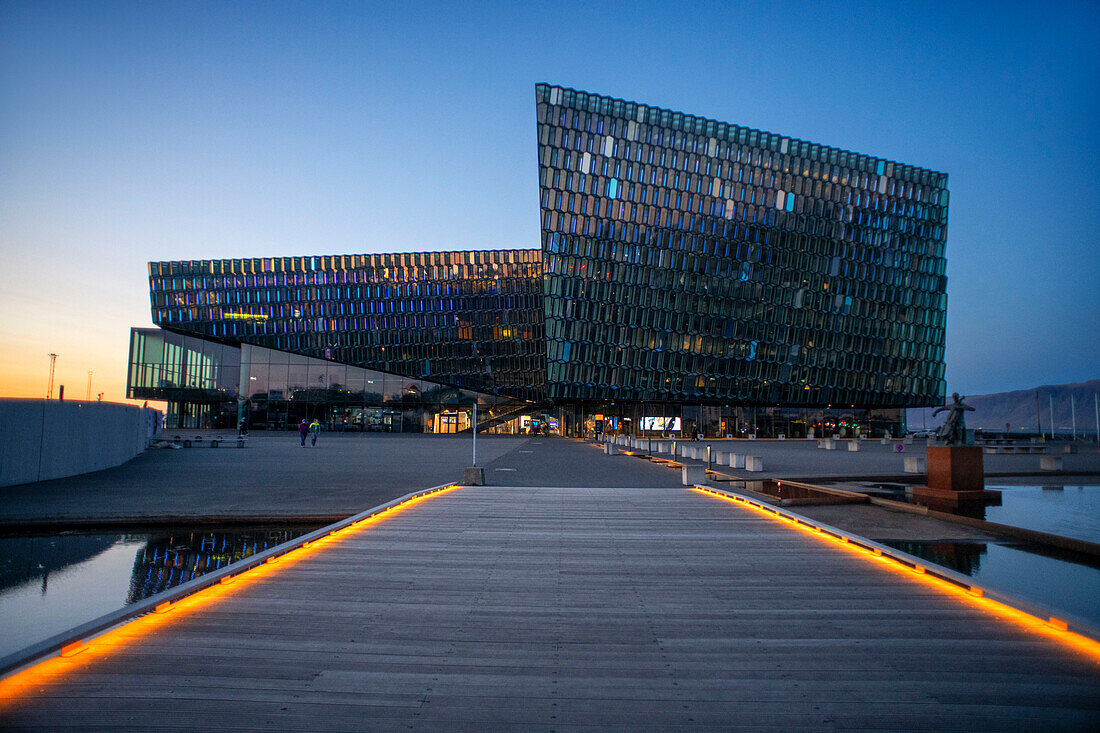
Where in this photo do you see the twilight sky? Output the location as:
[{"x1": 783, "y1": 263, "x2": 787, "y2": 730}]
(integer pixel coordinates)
[{"x1": 1, "y1": 0, "x2": 1097, "y2": 403}]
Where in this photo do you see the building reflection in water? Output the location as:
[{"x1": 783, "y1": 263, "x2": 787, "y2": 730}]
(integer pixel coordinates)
[
  {"x1": 126, "y1": 527, "x2": 320, "y2": 603},
  {"x1": 0, "y1": 535, "x2": 119, "y2": 595},
  {"x1": 884, "y1": 541, "x2": 987, "y2": 576}
]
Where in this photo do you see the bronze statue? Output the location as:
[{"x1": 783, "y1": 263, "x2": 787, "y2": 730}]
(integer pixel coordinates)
[{"x1": 931, "y1": 393, "x2": 974, "y2": 445}]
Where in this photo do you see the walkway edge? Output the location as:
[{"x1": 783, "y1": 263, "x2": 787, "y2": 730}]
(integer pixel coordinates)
[
  {"x1": 691, "y1": 484, "x2": 1100, "y2": 653},
  {"x1": 0, "y1": 483, "x2": 459, "y2": 679}
]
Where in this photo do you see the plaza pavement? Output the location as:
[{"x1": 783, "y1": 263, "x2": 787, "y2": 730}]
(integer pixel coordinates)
[
  {"x1": 663, "y1": 436, "x2": 1100, "y2": 481},
  {"x1": 0, "y1": 434, "x2": 681, "y2": 526},
  {"x1": 1, "y1": 433, "x2": 1095, "y2": 532}
]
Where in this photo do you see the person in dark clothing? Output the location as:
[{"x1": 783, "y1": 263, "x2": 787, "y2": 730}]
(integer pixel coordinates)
[{"x1": 298, "y1": 419, "x2": 309, "y2": 447}]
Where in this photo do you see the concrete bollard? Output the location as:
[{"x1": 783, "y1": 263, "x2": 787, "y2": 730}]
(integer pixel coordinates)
[
  {"x1": 744, "y1": 456, "x2": 763, "y2": 472},
  {"x1": 903, "y1": 457, "x2": 925, "y2": 474},
  {"x1": 778, "y1": 434, "x2": 786, "y2": 440},
  {"x1": 681, "y1": 464, "x2": 707, "y2": 485},
  {"x1": 728, "y1": 453, "x2": 745, "y2": 468},
  {"x1": 848, "y1": 441, "x2": 860, "y2": 452},
  {"x1": 604, "y1": 443, "x2": 616, "y2": 456},
  {"x1": 823, "y1": 439, "x2": 836, "y2": 450},
  {"x1": 712, "y1": 451, "x2": 725, "y2": 465},
  {"x1": 880, "y1": 437, "x2": 889, "y2": 445},
  {"x1": 1040, "y1": 456, "x2": 1063, "y2": 471},
  {"x1": 1063, "y1": 444, "x2": 1078, "y2": 454}
]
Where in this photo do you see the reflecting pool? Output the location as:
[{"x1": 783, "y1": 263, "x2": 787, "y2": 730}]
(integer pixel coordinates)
[
  {"x1": 981, "y1": 485, "x2": 1099, "y2": 543},
  {"x1": 881, "y1": 540, "x2": 1100, "y2": 628},
  {"x1": 0, "y1": 525, "x2": 321, "y2": 661}
]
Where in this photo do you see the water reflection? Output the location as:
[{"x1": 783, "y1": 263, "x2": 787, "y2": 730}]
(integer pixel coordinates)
[
  {"x1": 882, "y1": 540, "x2": 986, "y2": 575},
  {"x1": 880, "y1": 540, "x2": 1100, "y2": 627},
  {"x1": 0, "y1": 534, "x2": 117, "y2": 595},
  {"x1": 0, "y1": 525, "x2": 321, "y2": 661},
  {"x1": 127, "y1": 528, "x2": 317, "y2": 603}
]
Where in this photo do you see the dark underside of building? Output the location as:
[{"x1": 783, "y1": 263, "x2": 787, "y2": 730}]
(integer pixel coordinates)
[{"x1": 128, "y1": 84, "x2": 948, "y2": 438}]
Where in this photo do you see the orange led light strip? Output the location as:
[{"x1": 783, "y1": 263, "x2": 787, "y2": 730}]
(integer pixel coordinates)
[
  {"x1": 691, "y1": 486, "x2": 1100, "y2": 663},
  {"x1": 0, "y1": 484, "x2": 462, "y2": 705}
]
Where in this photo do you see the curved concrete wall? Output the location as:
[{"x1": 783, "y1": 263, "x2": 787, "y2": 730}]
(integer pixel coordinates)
[{"x1": 0, "y1": 399, "x2": 162, "y2": 487}]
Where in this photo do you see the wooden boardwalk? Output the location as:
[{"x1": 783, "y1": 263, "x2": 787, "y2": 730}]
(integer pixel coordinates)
[{"x1": 3, "y1": 485, "x2": 1099, "y2": 730}]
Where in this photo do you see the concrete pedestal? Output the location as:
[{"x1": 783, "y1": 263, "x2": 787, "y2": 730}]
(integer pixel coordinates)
[
  {"x1": 926, "y1": 446, "x2": 984, "y2": 491},
  {"x1": 463, "y1": 467, "x2": 485, "y2": 486},
  {"x1": 682, "y1": 465, "x2": 706, "y2": 485},
  {"x1": 912, "y1": 446, "x2": 1000, "y2": 507}
]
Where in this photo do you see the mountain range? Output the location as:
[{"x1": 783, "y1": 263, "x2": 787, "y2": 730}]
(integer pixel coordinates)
[{"x1": 906, "y1": 379, "x2": 1100, "y2": 435}]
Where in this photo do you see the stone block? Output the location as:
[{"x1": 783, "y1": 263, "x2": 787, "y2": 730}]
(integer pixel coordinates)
[
  {"x1": 463, "y1": 467, "x2": 485, "y2": 486},
  {"x1": 1040, "y1": 456, "x2": 1063, "y2": 471},
  {"x1": 681, "y1": 464, "x2": 706, "y2": 485},
  {"x1": 848, "y1": 441, "x2": 860, "y2": 452},
  {"x1": 744, "y1": 456, "x2": 764, "y2": 472},
  {"x1": 728, "y1": 453, "x2": 745, "y2": 468},
  {"x1": 903, "y1": 457, "x2": 926, "y2": 474}
]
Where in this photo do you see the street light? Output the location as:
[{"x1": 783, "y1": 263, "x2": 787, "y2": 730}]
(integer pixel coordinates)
[
  {"x1": 86, "y1": 370, "x2": 93, "y2": 401},
  {"x1": 47, "y1": 353, "x2": 58, "y2": 399}
]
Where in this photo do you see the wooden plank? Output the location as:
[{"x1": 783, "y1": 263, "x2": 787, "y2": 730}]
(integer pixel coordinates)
[{"x1": 3, "y1": 485, "x2": 1098, "y2": 730}]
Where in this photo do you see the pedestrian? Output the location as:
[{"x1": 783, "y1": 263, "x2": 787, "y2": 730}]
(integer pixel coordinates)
[
  {"x1": 309, "y1": 418, "x2": 321, "y2": 446},
  {"x1": 298, "y1": 418, "x2": 309, "y2": 447}
]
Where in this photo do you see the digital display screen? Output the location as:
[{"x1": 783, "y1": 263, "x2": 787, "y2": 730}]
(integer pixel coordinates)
[{"x1": 641, "y1": 417, "x2": 681, "y2": 432}]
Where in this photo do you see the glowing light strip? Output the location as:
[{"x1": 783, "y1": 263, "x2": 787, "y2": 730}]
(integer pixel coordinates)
[
  {"x1": 222, "y1": 312, "x2": 269, "y2": 321},
  {"x1": 0, "y1": 484, "x2": 462, "y2": 704},
  {"x1": 691, "y1": 486, "x2": 1100, "y2": 663}
]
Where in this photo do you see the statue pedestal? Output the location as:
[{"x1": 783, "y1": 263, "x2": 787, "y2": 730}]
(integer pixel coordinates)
[
  {"x1": 912, "y1": 446, "x2": 1001, "y2": 509},
  {"x1": 927, "y1": 446, "x2": 984, "y2": 491}
]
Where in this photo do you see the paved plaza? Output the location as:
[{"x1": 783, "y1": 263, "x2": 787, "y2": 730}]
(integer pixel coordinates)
[
  {"x1": 2, "y1": 435, "x2": 1096, "y2": 530},
  {"x1": 0, "y1": 434, "x2": 682, "y2": 525},
  {"x1": 651, "y1": 436, "x2": 1100, "y2": 482}
]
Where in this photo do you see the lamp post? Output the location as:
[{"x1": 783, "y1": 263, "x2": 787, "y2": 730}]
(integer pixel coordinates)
[
  {"x1": 1049, "y1": 394, "x2": 1056, "y2": 441},
  {"x1": 47, "y1": 354, "x2": 57, "y2": 399},
  {"x1": 86, "y1": 371, "x2": 93, "y2": 401}
]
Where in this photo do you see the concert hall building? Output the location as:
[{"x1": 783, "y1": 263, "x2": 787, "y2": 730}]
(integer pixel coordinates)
[{"x1": 128, "y1": 84, "x2": 949, "y2": 438}]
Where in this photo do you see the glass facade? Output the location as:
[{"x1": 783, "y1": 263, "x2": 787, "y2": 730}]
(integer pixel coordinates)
[
  {"x1": 537, "y1": 84, "x2": 948, "y2": 409},
  {"x1": 129, "y1": 328, "x2": 525, "y2": 431},
  {"x1": 128, "y1": 85, "x2": 949, "y2": 437},
  {"x1": 147, "y1": 249, "x2": 545, "y2": 401}
]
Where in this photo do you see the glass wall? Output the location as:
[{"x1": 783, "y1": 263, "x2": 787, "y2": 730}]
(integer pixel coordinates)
[
  {"x1": 535, "y1": 84, "x2": 948, "y2": 409},
  {"x1": 128, "y1": 328, "x2": 526, "y2": 432},
  {"x1": 556, "y1": 402, "x2": 903, "y2": 440},
  {"x1": 132, "y1": 85, "x2": 950, "y2": 421},
  {"x1": 146, "y1": 249, "x2": 546, "y2": 402}
]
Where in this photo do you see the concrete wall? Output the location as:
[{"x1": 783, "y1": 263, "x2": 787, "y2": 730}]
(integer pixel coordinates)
[{"x1": 0, "y1": 399, "x2": 162, "y2": 487}]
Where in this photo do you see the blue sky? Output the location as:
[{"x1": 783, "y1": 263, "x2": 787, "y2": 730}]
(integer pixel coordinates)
[{"x1": 1, "y1": 0, "x2": 1097, "y2": 400}]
